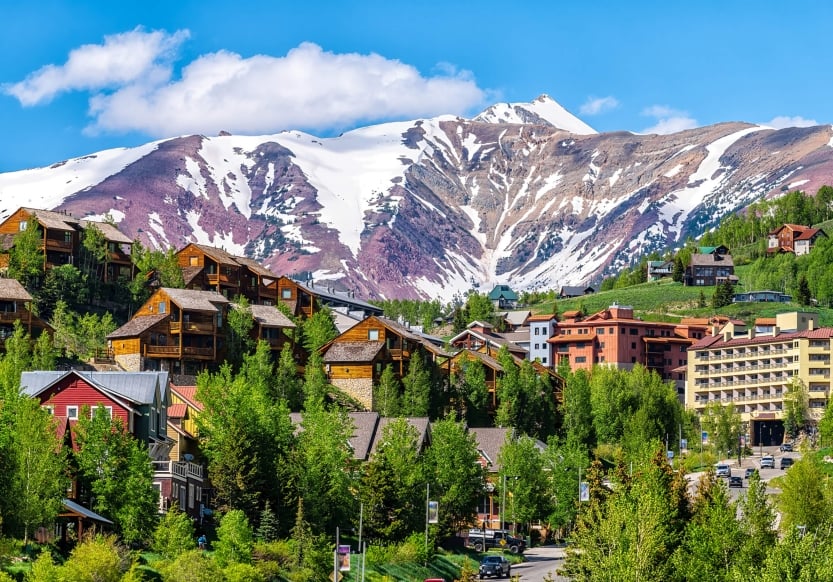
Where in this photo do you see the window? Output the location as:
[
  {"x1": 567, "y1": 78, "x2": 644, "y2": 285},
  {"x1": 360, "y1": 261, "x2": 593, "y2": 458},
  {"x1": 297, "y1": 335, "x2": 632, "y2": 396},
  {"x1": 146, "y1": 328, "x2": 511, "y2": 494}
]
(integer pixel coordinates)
[
  {"x1": 621, "y1": 328, "x2": 626, "y2": 334},
  {"x1": 282, "y1": 288, "x2": 292, "y2": 299},
  {"x1": 19, "y1": 221, "x2": 27, "y2": 231},
  {"x1": 598, "y1": 341, "x2": 605, "y2": 348},
  {"x1": 189, "y1": 256, "x2": 198, "y2": 266},
  {"x1": 534, "y1": 343, "x2": 540, "y2": 350},
  {"x1": 609, "y1": 327, "x2": 614, "y2": 334},
  {"x1": 368, "y1": 329, "x2": 380, "y2": 341},
  {"x1": 189, "y1": 484, "x2": 195, "y2": 509},
  {"x1": 151, "y1": 409, "x2": 157, "y2": 433},
  {"x1": 91, "y1": 406, "x2": 113, "y2": 419},
  {"x1": 631, "y1": 342, "x2": 636, "y2": 349},
  {"x1": 67, "y1": 406, "x2": 79, "y2": 420},
  {"x1": 64, "y1": 231, "x2": 72, "y2": 243},
  {"x1": 43, "y1": 405, "x2": 54, "y2": 415},
  {"x1": 542, "y1": 357, "x2": 547, "y2": 364},
  {"x1": 158, "y1": 302, "x2": 166, "y2": 314},
  {"x1": 575, "y1": 356, "x2": 586, "y2": 363},
  {"x1": 631, "y1": 357, "x2": 637, "y2": 363},
  {"x1": 680, "y1": 345, "x2": 686, "y2": 352},
  {"x1": 597, "y1": 328, "x2": 605, "y2": 334},
  {"x1": 534, "y1": 327, "x2": 540, "y2": 336},
  {"x1": 630, "y1": 328, "x2": 638, "y2": 335}
]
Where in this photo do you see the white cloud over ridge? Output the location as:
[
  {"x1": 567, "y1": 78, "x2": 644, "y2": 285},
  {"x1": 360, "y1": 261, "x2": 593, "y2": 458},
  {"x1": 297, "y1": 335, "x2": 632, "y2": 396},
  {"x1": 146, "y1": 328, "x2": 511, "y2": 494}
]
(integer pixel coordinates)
[
  {"x1": 579, "y1": 95, "x2": 618, "y2": 115},
  {"x1": 4, "y1": 30, "x2": 487, "y2": 137},
  {"x1": 641, "y1": 105, "x2": 697, "y2": 134},
  {"x1": 766, "y1": 115, "x2": 818, "y2": 129}
]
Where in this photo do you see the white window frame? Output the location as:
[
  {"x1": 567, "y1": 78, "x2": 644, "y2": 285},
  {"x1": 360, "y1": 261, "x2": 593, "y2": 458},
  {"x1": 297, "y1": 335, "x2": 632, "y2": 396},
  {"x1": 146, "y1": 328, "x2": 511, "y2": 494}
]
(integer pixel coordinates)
[
  {"x1": 368, "y1": 329, "x2": 380, "y2": 341},
  {"x1": 66, "y1": 406, "x2": 79, "y2": 420}
]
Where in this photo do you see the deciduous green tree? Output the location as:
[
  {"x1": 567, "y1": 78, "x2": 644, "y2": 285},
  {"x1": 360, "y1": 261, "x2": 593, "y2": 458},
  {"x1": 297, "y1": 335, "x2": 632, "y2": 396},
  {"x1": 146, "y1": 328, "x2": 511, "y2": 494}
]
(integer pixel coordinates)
[
  {"x1": 423, "y1": 415, "x2": 484, "y2": 537},
  {"x1": 152, "y1": 505, "x2": 196, "y2": 559},
  {"x1": 8, "y1": 217, "x2": 43, "y2": 290},
  {"x1": 74, "y1": 406, "x2": 159, "y2": 544},
  {"x1": 214, "y1": 509, "x2": 255, "y2": 567}
]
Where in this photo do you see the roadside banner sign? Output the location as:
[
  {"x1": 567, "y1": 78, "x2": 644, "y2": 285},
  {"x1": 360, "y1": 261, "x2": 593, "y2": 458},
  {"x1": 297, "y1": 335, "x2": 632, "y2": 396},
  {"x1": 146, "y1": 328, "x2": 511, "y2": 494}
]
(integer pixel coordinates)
[
  {"x1": 680, "y1": 438, "x2": 688, "y2": 452},
  {"x1": 338, "y1": 545, "x2": 350, "y2": 571},
  {"x1": 579, "y1": 481, "x2": 589, "y2": 502},
  {"x1": 701, "y1": 431, "x2": 708, "y2": 444},
  {"x1": 428, "y1": 501, "x2": 439, "y2": 524}
]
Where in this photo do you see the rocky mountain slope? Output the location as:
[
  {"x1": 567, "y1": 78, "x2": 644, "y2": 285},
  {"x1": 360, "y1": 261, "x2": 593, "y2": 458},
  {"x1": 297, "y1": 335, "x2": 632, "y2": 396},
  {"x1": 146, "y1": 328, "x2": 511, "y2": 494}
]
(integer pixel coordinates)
[{"x1": 1, "y1": 95, "x2": 832, "y2": 300}]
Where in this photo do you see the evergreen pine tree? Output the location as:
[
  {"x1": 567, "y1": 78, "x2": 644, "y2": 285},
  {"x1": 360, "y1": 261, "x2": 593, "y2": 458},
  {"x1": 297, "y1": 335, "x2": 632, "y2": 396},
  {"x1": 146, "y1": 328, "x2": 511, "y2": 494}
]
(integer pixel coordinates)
[
  {"x1": 797, "y1": 274, "x2": 812, "y2": 306},
  {"x1": 256, "y1": 502, "x2": 280, "y2": 542}
]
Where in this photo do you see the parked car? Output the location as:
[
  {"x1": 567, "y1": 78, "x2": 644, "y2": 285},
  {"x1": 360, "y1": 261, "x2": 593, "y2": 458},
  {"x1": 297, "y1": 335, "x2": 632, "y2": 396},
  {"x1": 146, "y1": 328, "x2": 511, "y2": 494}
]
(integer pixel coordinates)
[
  {"x1": 780, "y1": 457, "x2": 794, "y2": 470},
  {"x1": 479, "y1": 555, "x2": 511, "y2": 579},
  {"x1": 466, "y1": 529, "x2": 526, "y2": 554},
  {"x1": 729, "y1": 475, "x2": 743, "y2": 488},
  {"x1": 780, "y1": 442, "x2": 793, "y2": 452},
  {"x1": 716, "y1": 464, "x2": 731, "y2": 478},
  {"x1": 744, "y1": 467, "x2": 759, "y2": 479},
  {"x1": 761, "y1": 455, "x2": 775, "y2": 469}
]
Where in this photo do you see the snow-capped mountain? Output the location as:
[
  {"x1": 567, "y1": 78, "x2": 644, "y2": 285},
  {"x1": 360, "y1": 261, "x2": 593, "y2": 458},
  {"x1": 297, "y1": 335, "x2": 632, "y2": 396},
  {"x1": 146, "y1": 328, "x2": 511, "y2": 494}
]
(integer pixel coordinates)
[{"x1": 1, "y1": 95, "x2": 833, "y2": 300}]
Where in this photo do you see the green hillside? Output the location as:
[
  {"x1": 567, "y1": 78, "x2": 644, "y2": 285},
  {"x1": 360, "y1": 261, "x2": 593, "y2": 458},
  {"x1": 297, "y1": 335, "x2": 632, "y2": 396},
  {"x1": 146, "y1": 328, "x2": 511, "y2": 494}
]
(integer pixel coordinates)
[{"x1": 537, "y1": 264, "x2": 833, "y2": 326}]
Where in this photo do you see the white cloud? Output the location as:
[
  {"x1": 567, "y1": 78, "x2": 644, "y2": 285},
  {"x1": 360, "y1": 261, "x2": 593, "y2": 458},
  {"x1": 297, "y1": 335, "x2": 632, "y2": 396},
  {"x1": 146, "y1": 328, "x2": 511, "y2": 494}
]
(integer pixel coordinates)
[
  {"x1": 3, "y1": 28, "x2": 189, "y2": 106},
  {"x1": 765, "y1": 115, "x2": 818, "y2": 129},
  {"x1": 579, "y1": 96, "x2": 618, "y2": 115},
  {"x1": 641, "y1": 105, "x2": 698, "y2": 134},
  {"x1": 5, "y1": 31, "x2": 487, "y2": 137}
]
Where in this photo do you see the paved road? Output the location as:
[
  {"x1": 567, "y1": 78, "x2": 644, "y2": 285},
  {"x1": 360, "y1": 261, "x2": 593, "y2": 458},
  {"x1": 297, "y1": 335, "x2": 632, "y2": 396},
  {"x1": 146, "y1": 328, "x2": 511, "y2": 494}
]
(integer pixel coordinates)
[{"x1": 509, "y1": 545, "x2": 570, "y2": 581}]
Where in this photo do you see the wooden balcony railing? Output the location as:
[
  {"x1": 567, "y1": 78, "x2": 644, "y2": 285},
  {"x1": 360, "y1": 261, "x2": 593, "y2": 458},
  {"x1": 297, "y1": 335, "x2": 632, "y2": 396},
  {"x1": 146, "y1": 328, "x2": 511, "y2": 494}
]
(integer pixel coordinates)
[{"x1": 169, "y1": 321, "x2": 215, "y2": 334}]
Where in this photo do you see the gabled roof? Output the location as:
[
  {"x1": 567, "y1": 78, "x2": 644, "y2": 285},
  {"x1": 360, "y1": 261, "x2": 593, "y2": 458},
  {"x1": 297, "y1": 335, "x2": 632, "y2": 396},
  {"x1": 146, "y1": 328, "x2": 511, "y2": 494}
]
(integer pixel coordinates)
[
  {"x1": 498, "y1": 310, "x2": 531, "y2": 327},
  {"x1": 560, "y1": 285, "x2": 594, "y2": 296},
  {"x1": 248, "y1": 304, "x2": 296, "y2": 328},
  {"x1": 79, "y1": 220, "x2": 133, "y2": 244},
  {"x1": 323, "y1": 341, "x2": 384, "y2": 363},
  {"x1": 107, "y1": 313, "x2": 168, "y2": 339},
  {"x1": 21, "y1": 370, "x2": 168, "y2": 407},
  {"x1": 795, "y1": 228, "x2": 824, "y2": 241},
  {"x1": 370, "y1": 417, "x2": 430, "y2": 455},
  {"x1": 170, "y1": 385, "x2": 203, "y2": 411},
  {"x1": 162, "y1": 288, "x2": 229, "y2": 311},
  {"x1": 690, "y1": 253, "x2": 734, "y2": 267},
  {"x1": 191, "y1": 244, "x2": 242, "y2": 266},
  {"x1": 469, "y1": 427, "x2": 513, "y2": 472},
  {"x1": 234, "y1": 256, "x2": 279, "y2": 279},
  {"x1": 0, "y1": 278, "x2": 33, "y2": 301},
  {"x1": 22, "y1": 208, "x2": 79, "y2": 231},
  {"x1": 167, "y1": 403, "x2": 188, "y2": 419},
  {"x1": 488, "y1": 285, "x2": 518, "y2": 301},
  {"x1": 527, "y1": 313, "x2": 558, "y2": 322}
]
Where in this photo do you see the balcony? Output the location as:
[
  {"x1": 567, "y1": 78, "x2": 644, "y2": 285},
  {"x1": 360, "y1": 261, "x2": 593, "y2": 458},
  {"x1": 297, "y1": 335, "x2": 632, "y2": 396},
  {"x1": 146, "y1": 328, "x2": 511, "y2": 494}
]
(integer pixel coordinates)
[
  {"x1": 169, "y1": 320, "x2": 215, "y2": 334},
  {"x1": 152, "y1": 460, "x2": 204, "y2": 481}
]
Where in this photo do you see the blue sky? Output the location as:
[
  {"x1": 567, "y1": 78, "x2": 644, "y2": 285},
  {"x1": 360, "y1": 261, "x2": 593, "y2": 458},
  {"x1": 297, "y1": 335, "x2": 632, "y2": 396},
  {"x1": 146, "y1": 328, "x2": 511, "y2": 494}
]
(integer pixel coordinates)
[{"x1": 2, "y1": 0, "x2": 831, "y2": 173}]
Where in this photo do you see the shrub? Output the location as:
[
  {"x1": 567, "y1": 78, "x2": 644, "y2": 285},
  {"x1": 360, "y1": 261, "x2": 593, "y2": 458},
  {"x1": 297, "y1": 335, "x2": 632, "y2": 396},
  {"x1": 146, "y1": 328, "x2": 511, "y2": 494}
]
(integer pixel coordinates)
[{"x1": 161, "y1": 549, "x2": 225, "y2": 582}]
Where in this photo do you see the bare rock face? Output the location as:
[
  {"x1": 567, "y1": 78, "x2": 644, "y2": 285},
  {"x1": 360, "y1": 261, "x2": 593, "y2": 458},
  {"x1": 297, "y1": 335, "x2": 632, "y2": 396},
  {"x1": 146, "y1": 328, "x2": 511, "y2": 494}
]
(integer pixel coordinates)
[{"x1": 4, "y1": 97, "x2": 833, "y2": 300}]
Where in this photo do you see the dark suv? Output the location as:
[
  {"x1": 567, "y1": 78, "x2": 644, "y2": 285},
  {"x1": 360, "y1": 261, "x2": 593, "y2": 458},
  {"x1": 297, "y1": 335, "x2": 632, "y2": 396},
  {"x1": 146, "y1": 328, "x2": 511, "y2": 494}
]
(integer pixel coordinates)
[
  {"x1": 467, "y1": 529, "x2": 526, "y2": 554},
  {"x1": 479, "y1": 555, "x2": 511, "y2": 578}
]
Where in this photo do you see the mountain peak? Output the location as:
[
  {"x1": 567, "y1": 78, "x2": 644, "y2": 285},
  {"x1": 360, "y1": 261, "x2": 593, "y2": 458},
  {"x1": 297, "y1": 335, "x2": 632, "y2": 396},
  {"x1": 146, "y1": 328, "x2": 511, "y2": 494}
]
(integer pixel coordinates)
[{"x1": 473, "y1": 95, "x2": 596, "y2": 135}]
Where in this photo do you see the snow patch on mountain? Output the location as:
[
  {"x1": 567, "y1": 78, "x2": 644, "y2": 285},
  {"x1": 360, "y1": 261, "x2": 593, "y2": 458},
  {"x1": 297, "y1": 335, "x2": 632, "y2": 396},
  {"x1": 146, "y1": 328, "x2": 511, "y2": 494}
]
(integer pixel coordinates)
[
  {"x1": 0, "y1": 141, "x2": 161, "y2": 217},
  {"x1": 474, "y1": 94, "x2": 596, "y2": 135},
  {"x1": 658, "y1": 126, "x2": 766, "y2": 237}
]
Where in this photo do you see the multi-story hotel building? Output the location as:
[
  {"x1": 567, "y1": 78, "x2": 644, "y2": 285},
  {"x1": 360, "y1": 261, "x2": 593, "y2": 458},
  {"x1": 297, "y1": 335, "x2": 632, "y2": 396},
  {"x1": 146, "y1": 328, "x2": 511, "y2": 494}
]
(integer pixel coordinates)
[
  {"x1": 686, "y1": 311, "x2": 832, "y2": 446},
  {"x1": 546, "y1": 304, "x2": 708, "y2": 395}
]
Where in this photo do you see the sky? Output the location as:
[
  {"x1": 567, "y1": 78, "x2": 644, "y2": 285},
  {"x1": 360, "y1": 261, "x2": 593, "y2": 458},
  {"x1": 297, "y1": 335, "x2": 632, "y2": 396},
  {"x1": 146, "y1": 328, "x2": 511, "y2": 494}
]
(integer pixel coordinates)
[{"x1": 2, "y1": 0, "x2": 832, "y2": 173}]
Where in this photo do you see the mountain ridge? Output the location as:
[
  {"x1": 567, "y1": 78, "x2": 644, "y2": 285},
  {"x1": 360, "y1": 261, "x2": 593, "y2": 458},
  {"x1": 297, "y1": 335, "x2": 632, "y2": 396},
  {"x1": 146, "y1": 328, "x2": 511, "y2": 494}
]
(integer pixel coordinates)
[{"x1": 1, "y1": 97, "x2": 832, "y2": 300}]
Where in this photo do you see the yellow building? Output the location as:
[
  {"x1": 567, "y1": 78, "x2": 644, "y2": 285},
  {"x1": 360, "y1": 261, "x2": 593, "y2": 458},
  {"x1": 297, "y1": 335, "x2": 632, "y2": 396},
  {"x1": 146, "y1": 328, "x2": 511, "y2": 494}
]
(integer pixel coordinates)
[{"x1": 686, "y1": 312, "x2": 831, "y2": 446}]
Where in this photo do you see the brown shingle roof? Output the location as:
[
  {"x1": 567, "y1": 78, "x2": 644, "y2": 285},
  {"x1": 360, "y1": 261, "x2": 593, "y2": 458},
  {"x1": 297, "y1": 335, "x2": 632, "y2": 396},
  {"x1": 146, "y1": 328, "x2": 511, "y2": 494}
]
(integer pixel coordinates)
[
  {"x1": 322, "y1": 341, "x2": 384, "y2": 363},
  {"x1": 249, "y1": 304, "x2": 296, "y2": 328},
  {"x1": 193, "y1": 244, "x2": 242, "y2": 266},
  {"x1": 163, "y1": 288, "x2": 229, "y2": 311},
  {"x1": 107, "y1": 314, "x2": 168, "y2": 339},
  {"x1": 0, "y1": 278, "x2": 33, "y2": 301},
  {"x1": 469, "y1": 427, "x2": 513, "y2": 472},
  {"x1": 690, "y1": 253, "x2": 734, "y2": 267},
  {"x1": 79, "y1": 220, "x2": 132, "y2": 244}
]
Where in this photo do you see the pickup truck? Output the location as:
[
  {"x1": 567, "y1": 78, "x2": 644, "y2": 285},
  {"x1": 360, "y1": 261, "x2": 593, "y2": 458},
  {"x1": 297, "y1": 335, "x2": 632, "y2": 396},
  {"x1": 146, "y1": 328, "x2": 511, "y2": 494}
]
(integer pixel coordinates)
[
  {"x1": 466, "y1": 529, "x2": 526, "y2": 554},
  {"x1": 479, "y1": 555, "x2": 511, "y2": 578}
]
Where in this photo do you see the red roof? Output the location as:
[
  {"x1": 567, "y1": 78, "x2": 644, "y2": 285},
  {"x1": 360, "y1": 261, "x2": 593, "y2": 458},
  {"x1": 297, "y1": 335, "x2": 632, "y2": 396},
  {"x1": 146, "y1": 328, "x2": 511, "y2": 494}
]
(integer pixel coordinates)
[
  {"x1": 171, "y1": 386, "x2": 203, "y2": 411},
  {"x1": 168, "y1": 403, "x2": 187, "y2": 419}
]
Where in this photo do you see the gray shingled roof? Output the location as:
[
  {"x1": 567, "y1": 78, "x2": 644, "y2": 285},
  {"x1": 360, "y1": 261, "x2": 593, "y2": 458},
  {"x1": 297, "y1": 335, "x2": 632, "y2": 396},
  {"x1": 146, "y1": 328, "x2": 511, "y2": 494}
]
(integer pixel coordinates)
[
  {"x1": 107, "y1": 314, "x2": 168, "y2": 339},
  {"x1": 0, "y1": 278, "x2": 33, "y2": 301},
  {"x1": 690, "y1": 253, "x2": 734, "y2": 267},
  {"x1": 79, "y1": 220, "x2": 132, "y2": 244},
  {"x1": 24, "y1": 208, "x2": 78, "y2": 230},
  {"x1": 469, "y1": 427, "x2": 513, "y2": 472},
  {"x1": 249, "y1": 304, "x2": 296, "y2": 328},
  {"x1": 234, "y1": 256, "x2": 279, "y2": 279},
  {"x1": 370, "y1": 417, "x2": 430, "y2": 455},
  {"x1": 193, "y1": 244, "x2": 242, "y2": 266},
  {"x1": 323, "y1": 341, "x2": 384, "y2": 363},
  {"x1": 162, "y1": 288, "x2": 229, "y2": 311}
]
